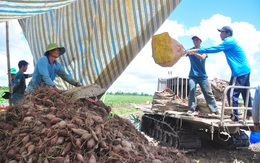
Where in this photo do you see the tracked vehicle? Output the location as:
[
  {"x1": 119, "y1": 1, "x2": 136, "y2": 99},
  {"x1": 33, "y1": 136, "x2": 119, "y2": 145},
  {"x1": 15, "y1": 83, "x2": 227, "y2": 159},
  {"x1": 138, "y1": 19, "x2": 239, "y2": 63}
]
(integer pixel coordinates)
[{"x1": 139, "y1": 77, "x2": 255, "y2": 151}]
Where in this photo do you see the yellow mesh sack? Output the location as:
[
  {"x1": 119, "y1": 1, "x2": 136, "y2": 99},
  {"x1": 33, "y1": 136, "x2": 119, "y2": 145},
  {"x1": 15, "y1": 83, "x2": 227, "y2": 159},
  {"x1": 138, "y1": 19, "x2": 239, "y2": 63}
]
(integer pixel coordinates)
[{"x1": 152, "y1": 32, "x2": 185, "y2": 67}]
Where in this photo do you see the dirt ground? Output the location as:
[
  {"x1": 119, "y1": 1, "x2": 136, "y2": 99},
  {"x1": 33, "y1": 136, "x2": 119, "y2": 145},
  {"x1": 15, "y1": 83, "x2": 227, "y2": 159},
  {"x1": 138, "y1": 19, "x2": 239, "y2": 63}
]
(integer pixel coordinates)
[
  {"x1": 112, "y1": 104, "x2": 260, "y2": 163},
  {"x1": 142, "y1": 130, "x2": 260, "y2": 163},
  {"x1": 185, "y1": 140, "x2": 260, "y2": 163}
]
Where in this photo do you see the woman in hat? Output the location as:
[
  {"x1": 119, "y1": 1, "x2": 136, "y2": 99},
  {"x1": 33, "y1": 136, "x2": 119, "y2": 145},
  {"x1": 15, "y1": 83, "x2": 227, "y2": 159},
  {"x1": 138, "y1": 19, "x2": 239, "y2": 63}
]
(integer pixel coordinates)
[{"x1": 26, "y1": 43, "x2": 81, "y2": 93}]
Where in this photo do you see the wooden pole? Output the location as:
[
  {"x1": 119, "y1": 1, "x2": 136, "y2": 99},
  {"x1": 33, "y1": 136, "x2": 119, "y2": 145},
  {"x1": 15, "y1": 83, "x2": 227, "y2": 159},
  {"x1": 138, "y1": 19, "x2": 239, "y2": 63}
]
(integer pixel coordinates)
[{"x1": 6, "y1": 21, "x2": 12, "y2": 107}]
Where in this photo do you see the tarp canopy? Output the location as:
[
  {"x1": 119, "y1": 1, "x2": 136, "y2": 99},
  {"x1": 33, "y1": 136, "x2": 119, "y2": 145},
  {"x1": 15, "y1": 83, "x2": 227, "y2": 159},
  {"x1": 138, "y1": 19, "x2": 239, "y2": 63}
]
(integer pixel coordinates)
[
  {"x1": 0, "y1": 0, "x2": 76, "y2": 22},
  {"x1": 1, "y1": 0, "x2": 181, "y2": 90}
]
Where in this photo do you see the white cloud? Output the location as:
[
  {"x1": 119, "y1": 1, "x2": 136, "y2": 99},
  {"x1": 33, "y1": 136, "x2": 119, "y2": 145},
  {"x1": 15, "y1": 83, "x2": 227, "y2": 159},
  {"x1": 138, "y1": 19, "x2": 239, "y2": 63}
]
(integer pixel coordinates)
[
  {"x1": 0, "y1": 20, "x2": 34, "y2": 86},
  {"x1": 108, "y1": 14, "x2": 260, "y2": 94}
]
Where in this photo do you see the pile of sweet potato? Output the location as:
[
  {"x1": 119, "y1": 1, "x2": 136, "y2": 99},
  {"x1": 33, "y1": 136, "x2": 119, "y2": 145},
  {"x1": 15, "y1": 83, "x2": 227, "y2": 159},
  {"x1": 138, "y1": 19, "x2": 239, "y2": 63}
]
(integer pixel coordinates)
[{"x1": 0, "y1": 87, "x2": 189, "y2": 163}]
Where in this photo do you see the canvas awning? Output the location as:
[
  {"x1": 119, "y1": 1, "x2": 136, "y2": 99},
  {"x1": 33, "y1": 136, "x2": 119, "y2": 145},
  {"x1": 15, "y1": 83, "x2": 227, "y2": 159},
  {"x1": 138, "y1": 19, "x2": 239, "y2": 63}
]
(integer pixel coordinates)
[
  {"x1": 0, "y1": 0, "x2": 76, "y2": 22},
  {"x1": 1, "y1": 0, "x2": 182, "y2": 90}
]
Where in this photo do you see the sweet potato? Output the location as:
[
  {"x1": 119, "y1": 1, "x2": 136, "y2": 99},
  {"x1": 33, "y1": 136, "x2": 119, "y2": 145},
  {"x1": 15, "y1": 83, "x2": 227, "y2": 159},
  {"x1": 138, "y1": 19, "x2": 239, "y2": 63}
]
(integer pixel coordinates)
[
  {"x1": 27, "y1": 144, "x2": 35, "y2": 155},
  {"x1": 75, "y1": 138, "x2": 81, "y2": 149},
  {"x1": 66, "y1": 123, "x2": 77, "y2": 129},
  {"x1": 152, "y1": 159, "x2": 162, "y2": 163},
  {"x1": 46, "y1": 114, "x2": 56, "y2": 120},
  {"x1": 25, "y1": 142, "x2": 33, "y2": 148},
  {"x1": 28, "y1": 157, "x2": 33, "y2": 163},
  {"x1": 12, "y1": 129, "x2": 19, "y2": 135},
  {"x1": 134, "y1": 156, "x2": 144, "y2": 162},
  {"x1": 90, "y1": 130, "x2": 98, "y2": 141},
  {"x1": 50, "y1": 136, "x2": 58, "y2": 145},
  {"x1": 87, "y1": 138, "x2": 95, "y2": 149},
  {"x1": 54, "y1": 157, "x2": 64, "y2": 163},
  {"x1": 81, "y1": 133, "x2": 92, "y2": 141},
  {"x1": 62, "y1": 142, "x2": 72, "y2": 156},
  {"x1": 50, "y1": 117, "x2": 62, "y2": 125},
  {"x1": 23, "y1": 116, "x2": 34, "y2": 123},
  {"x1": 94, "y1": 125, "x2": 102, "y2": 135},
  {"x1": 88, "y1": 154, "x2": 96, "y2": 163},
  {"x1": 76, "y1": 153, "x2": 84, "y2": 162},
  {"x1": 121, "y1": 140, "x2": 132, "y2": 148},
  {"x1": 99, "y1": 141, "x2": 108, "y2": 148},
  {"x1": 22, "y1": 135, "x2": 30, "y2": 146},
  {"x1": 32, "y1": 137, "x2": 40, "y2": 142},
  {"x1": 58, "y1": 121, "x2": 67, "y2": 129},
  {"x1": 7, "y1": 149, "x2": 16, "y2": 158},
  {"x1": 85, "y1": 117, "x2": 94, "y2": 126},
  {"x1": 73, "y1": 117, "x2": 84, "y2": 126},
  {"x1": 71, "y1": 128, "x2": 88, "y2": 136},
  {"x1": 58, "y1": 129, "x2": 69, "y2": 137},
  {"x1": 43, "y1": 158, "x2": 49, "y2": 163},
  {"x1": 92, "y1": 115, "x2": 103, "y2": 123},
  {"x1": 56, "y1": 137, "x2": 65, "y2": 145}
]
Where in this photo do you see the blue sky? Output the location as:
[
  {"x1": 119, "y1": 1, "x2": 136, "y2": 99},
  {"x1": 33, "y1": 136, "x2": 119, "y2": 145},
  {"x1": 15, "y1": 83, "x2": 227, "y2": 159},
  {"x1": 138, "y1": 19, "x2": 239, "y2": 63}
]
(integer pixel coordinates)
[
  {"x1": 0, "y1": 0, "x2": 259, "y2": 95},
  {"x1": 169, "y1": 0, "x2": 260, "y2": 29}
]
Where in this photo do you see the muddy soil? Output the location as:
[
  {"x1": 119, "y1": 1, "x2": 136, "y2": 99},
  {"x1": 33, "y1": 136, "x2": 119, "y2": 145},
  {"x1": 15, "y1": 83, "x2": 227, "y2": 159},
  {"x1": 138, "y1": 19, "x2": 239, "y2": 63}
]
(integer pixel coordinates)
[
  {"x1": 143, "y1": 131, "x2": 260, "y2": 163},
  {"x1": 185, "y1": 140, "x2": 260, "y2": 163},
  {"x1": 112, "y1": 104, "x2": 260, "y2": 163}
]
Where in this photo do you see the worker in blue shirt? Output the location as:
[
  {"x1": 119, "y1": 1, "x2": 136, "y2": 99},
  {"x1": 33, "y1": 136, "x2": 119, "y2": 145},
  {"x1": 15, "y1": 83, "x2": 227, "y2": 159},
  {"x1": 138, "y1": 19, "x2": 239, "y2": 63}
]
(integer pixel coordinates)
[
  {"x1": 187, "y1": 26, "x2": 252, "y2": 121},
  {"x1": 185, "y1": 35, "x2": 218, "y2": 116},
  {"x1": 12, "y1": 60, "x2": 30, "y2": 104},
  {"x1": 26, "y1": 43, "x2": 81, "y2": 93},
  {"x1": 1, "y1": 68, "x2": 32, "y2": 100},
  {"x1": 9, "y1": 68, "x2": 32, "y2": 87}
]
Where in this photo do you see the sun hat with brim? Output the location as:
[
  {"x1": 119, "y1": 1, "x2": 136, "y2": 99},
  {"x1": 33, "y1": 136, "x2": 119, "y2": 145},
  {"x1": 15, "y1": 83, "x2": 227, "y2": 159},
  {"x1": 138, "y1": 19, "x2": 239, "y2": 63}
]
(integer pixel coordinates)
[
  {"x1": 44, "y1": 43, "x2": 65, "y2": 56},
  {"x1": 10, "y1": 68, "x2": 17, "y2": 75}
]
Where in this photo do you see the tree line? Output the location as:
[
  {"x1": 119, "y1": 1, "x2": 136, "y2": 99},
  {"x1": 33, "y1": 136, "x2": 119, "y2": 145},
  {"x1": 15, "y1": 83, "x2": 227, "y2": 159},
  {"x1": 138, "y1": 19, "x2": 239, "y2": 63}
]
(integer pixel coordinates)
[{"x1": 106, "y1": 91, "x2": 152, "y2": 96}]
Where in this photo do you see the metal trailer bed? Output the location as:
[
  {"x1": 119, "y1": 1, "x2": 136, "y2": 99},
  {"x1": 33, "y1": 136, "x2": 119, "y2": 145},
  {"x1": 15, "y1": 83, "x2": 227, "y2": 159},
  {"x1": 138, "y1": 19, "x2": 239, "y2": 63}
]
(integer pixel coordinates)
[{"x1": 138, "y1": 81, "x2": 256, "y2": 150}]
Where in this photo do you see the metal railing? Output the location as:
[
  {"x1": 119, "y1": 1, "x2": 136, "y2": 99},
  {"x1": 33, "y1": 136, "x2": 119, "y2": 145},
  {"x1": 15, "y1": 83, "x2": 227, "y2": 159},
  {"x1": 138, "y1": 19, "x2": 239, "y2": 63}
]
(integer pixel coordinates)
[{"x1": 219, "y1": 85, "x2": 256, "y2": 126}]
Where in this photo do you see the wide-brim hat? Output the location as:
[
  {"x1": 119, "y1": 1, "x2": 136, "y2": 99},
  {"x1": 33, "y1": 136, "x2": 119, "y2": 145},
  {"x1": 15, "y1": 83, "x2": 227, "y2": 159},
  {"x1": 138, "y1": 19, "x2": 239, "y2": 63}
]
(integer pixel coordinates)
[{"x1": 44, "y1": 43, "x2": 65, "y2": 56}]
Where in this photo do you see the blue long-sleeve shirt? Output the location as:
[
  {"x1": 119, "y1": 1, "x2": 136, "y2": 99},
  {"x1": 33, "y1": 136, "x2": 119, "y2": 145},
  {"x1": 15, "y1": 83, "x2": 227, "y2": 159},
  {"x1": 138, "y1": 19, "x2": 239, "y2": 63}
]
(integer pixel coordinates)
[
  {"x1": 253, "y1": 86, "x2": 260, "y2": 125},
  {"x1": 196, "y1": 36, "x2": 251, "y2": 77},
  {"x1": 187, "y1": 47, "x2": 208, "y2": 78},
  {"x1": 26, "y1": 56, "x2": 77, "y2": 92}
]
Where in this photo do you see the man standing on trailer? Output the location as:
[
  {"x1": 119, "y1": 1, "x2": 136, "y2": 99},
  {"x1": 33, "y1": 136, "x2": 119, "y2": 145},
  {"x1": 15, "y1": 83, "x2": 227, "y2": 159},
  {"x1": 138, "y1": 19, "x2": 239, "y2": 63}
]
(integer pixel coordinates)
[{"x1": 185, "y1": 35, "x2": 219, "y2": 116}]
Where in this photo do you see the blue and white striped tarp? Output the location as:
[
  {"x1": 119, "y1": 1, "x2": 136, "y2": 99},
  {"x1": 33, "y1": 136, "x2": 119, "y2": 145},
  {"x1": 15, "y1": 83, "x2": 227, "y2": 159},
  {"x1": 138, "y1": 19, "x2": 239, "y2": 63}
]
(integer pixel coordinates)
[
  {"x1": 0, "y1": 0, "x2": 76, "y2": 22},
  {"x1": 3, "y1": 0, "x2": 182, "y2": 90}
]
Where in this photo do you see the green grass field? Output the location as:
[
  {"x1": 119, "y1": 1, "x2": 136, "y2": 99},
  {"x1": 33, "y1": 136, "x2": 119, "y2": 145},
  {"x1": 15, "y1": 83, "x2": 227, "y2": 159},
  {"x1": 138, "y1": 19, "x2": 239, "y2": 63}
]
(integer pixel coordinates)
[
  {"x1": 101, "y1": 94, "x2": 153, "y2": 117},
  {"x1": 101, "y1": 94, "x2": 153, "y2": 106}
]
